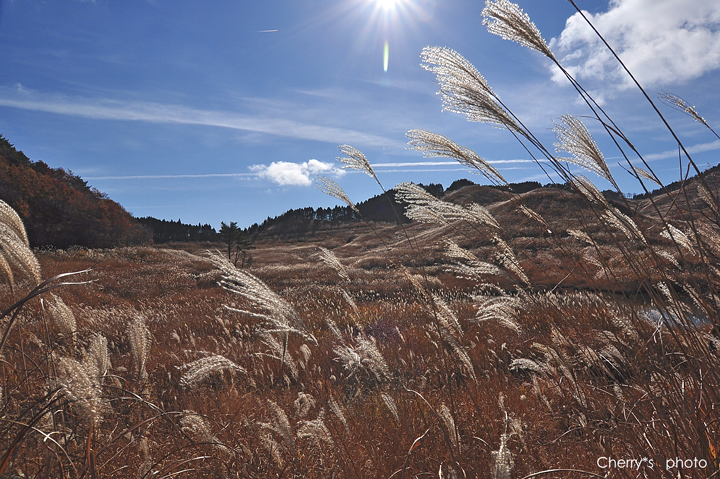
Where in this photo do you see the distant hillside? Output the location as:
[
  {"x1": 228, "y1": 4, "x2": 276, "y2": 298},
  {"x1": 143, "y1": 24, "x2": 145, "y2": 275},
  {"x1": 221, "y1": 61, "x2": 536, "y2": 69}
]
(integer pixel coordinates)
[
  {"x1": 0, "y1": 134, "x2": 151, "y2": 249},
  {"x1": 247, "y1": 180, "x2": 550, "y2": 240},
  {"x1": 136, "y1": 217, "x2": 218, "y2": 243},
  {"x1": 246, "y1": 166, "x2": 720, "y2": 242},
  {"x1": 246, "y1": 183, "x2": 445, "y2": 239}
]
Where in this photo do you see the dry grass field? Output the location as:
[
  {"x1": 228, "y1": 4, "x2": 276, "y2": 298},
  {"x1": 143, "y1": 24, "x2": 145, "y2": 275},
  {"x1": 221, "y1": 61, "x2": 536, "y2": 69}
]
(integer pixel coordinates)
[
  {"x1": 3, "y1": 1, "x2": 720, "y2": 477},
  {"x1": 1, "y1": 182, "x2": 719, "y2": 478}
]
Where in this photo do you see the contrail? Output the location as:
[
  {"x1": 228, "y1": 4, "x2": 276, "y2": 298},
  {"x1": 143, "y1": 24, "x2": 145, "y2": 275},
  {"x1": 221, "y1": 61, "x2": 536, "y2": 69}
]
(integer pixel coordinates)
[{"x1": 85, "y1": 173, "x2": 255, "y2": 180}]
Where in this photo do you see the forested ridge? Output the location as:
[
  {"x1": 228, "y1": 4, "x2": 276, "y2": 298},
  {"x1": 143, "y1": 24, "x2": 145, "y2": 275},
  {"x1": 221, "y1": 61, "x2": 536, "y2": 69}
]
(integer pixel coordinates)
[{"x1": 0, "y1": 134, "x2": 151, "y2": 248}]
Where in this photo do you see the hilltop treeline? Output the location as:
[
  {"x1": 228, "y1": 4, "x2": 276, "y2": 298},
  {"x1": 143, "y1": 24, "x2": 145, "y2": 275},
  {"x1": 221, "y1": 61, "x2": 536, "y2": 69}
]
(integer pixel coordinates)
[
  {"x1": 135, "y1": 217, "x2": 218, "y2": 243},
  {"x1": 0, "y1": 135, "x2": 151, "y2": 249},
  {"x1": 246, "y1": 180, "x2": 551, "y2": 238},
  {"x1": 246, "y1": 183, "x2": 443, "y2": 237}
]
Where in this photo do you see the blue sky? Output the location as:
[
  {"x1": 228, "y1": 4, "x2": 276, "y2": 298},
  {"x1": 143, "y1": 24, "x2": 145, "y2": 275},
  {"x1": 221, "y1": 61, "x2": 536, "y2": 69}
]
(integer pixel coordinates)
[{"x1": 1, "y1": 0, "x2": 719, "y2": 229}]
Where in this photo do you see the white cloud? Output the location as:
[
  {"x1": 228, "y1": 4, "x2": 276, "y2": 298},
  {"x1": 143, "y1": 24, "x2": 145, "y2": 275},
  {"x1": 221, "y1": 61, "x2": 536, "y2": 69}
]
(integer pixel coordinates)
[
  {"x1": 551, "y1": 0, "x2": 720, "y2": 88},
  {"x1": 250, "y1": 159, "x2": 341, "y2": 186}
]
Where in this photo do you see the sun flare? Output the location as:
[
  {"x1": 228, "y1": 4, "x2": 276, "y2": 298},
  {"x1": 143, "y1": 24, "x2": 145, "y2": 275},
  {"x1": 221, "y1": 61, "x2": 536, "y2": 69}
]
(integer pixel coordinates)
[{"x1": 376, "y1": 0, "x2": 399, "y2": 10}]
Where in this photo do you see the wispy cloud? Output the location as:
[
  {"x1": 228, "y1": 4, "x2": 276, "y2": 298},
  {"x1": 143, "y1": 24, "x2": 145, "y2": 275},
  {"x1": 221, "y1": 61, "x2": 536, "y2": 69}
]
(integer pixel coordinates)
[
  {"x1": 371, "y1": 159, "x2": 537, "y2": 167},
  {"x1": 643, "y1": 139, "x2": 720, "y2": 161},
  {"x1": 85, "y1": 159, "x2": 543, "y2": 182},
  {"x1": 0, "y1": 85, "x2": 397, "y2": 147},
  {"x1": 250, "y1": 159, "x2": 343, "y2": 186},
  {"x1": 551, "y1": 0, "x2": 720, "y2": 89},
  {"x1": 85, "y1": 173, "x2": 255, "y2": 180}
]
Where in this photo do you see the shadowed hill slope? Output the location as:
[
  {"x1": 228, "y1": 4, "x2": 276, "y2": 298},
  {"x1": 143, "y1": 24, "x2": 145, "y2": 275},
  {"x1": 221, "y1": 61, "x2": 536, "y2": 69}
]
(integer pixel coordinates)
[{"x1": 0, "y1": 135, "x2": 151, "y2": 248}]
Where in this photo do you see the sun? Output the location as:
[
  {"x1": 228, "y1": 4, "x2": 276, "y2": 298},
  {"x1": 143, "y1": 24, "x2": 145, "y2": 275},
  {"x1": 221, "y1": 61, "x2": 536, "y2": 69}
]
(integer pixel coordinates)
[{"x1": 376, "y1": 0, "x2": 400, "y2": 10}]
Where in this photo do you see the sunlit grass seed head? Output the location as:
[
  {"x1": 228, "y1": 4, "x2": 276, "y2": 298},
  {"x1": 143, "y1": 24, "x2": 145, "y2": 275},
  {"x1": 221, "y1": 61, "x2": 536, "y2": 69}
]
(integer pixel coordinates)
[
  {"x1": 406, "y1": 129, "x2": 507, "y2": 185},
  {"x1": 571, "y1": 175, "x2": 610, "y2": 209},
  {"x1": 396, "y1": 182, "x2": 501, "y2": 229},
  {"x1": 420, "y1": 46, "x2": 525, "y2": 136},
  {"x1": 86, "y1": 333, "x2": 111, "y2": 378},
  {"x1": 54, "y1": 355, "x2": 107, "y2": 427},
  {"x1": 658, "y1": 91, "x2": 709, "y2": 128},
  {"x1": 337, "y1": 144, "x2": 379, "y2": 183},
  {"x1": 127, "y1": 314, "x2": 151, "y2": 381},
  {"x1": 317, "y1": 246, "x2": 350, "y2": 282},
  {"x1": 0, "y1": 221, "x2": 42, "y2": 289},
  {"x1": 482, "y1": 0, "x2": 555, "y2": 60},
  {"x1": 260, "y1": 400, "x2": 297, "y2": 457},
  {"x1": 46, "y1": 294, "x2": 77, "y2": 349},
  {"x1": 179, "y1": 354, "x2": 246, "y2": 389},
  {"x1": 313, "y1": 176, "x2": 359, "y2": 214},
  {"x1": 0, "y1": 200, "x2": 29, "y2": 247},
  {"x1": 296, "y1": 410, "x2": 334, "y2": 451},
  {"x1": 211, "y1": 252, "x2": 317, "y2": 344},
  {"x1": 554, "y1": 114, "x2": 613, "y2": 183}
]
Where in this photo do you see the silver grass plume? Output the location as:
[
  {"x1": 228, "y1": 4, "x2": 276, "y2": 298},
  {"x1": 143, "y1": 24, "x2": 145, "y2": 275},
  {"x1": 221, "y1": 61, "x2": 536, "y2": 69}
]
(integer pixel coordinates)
[
  {"x1": 261, "y1": 434, "x2": 284, "y2": 468},
  {"x1": 259, "y1": 400, "x2": 297, "y2": 457},
  {"x1": 127, "y1": 315, "x2": 151, "y2": 381},
  {"x1": 0, "y1": 252, "x2": 12, "y2": 291},
  {"x1": 566, "y1": 229, "x2": 594, "y2": 246},
  {"x1": 340, "y1": 289, "x2": 361, "y2": 322},
  {"x1": 432, "y1": 294, "x2": 463, "y2": 339},
  {"x1": 602, "y1": 207, "x2": 646, "y2": 244},
  {"x1": 328, "y1": 396, "x2": 349, "y2": 434},
  {"x1": 296, "y1": 409, "x2": 334, "y2": 450},
  {"x1": 180, "y1": 413, "x2": 230, "y2": 457},
  {"x1": 294, "y1": 391, "x2": 316, "y2": 418},
  {"x1": 0, "y1": 221, "x2": 41, "y2": 287},
  {"x1": 517, "y1": 205, "x2": 550, "y2": 231},
  {"x1": 631, "y1": 165, "x2": 662, "y2": 186},
  {"x1": 337, "y1": 145, "x2": 380, "y2": 184},
  {"x1": 482, "y1": 0, "x2": 555, "y2": 60},
  {"x1": 420, "y1": 46, "x2": 525, "y2": 135},
  {"x1": 554, "y1": 114, "x2": 613, "y2": 183},
  {"x1": 259, "y1": 332, "x2": 299, "y2": 379},
  {"x1": 211, "y1": 252, "x2": 317, "y2": 344},
  {"x1": 474, "y1": 295, "x2": 522, "y2": 333},
  {"x1": 318, "y1": 246, "x2": 350, "y2": 282},
  {"x1": 314, "y1": 176, "x2": 359, "y2": 214},
  {"x1": 658, "y1": 92, "x2": 710, "y2": 128},
  {"x1": 326, "y1": 318, "x2": 343, "y2": 340},
  {"x1": 86, "y1": 334, "x2": 111, "y2": 379},
  {"x1": 509, "y1": 358, "x2": 546, "y2": 376},
  {"x1": 0, "y1": 200, "x2": 29, "y2": 246},
  {"x1": 490, "y1": 429, "x2": 514, "y2": 479},
  {"x1": 445, "y1": 240, "x2": 504, "y2": 282},
  {"x1": 657, "y1": 250, "x2": 680, "y2": 269},
  {"x1": 571, "y1": 176, "x2": 610, "y2": 209},
  {"x1": 54, "y1": 356, "x2": 106, "y2": 427},
  {"x1": 660, "y1": 224, "x2": 696, "y2": 256},
  {"x1": 180, "y1": 413, "x2": 217, "y2": 444},
  {"x1": 492, "y1": 235, "x2": 529, "y2": 285},
  {"x1": 396, "y1": 182, "x2": 500, "y2": 229},
  {"x1": 430, "y1": 295, "x2": 476, "y2": 381},
  {"x1": 334, "y1": 332, "x2": 389, "y2": 382},
  {"x1": 299, "y1": 343, "x2": 312, "y2": 370},
  {"x1": 179, "y1": 354, "x2": 246, "y2": 389},
  {"x1": 406, "y1": 129, "x2": 507, "y2": 185},
  {"x1": 47, "y1": 294, "x2": 77, "y2": 341},
  {"x1": 439, "y1": 403, "x2": 460, "y2": 454},
  {"x1": 395, "y1": 181, "x2": 444, "y2": 205},
  {"x1": 380, "y1": 392, "x2": 400, "y2": 424}
]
